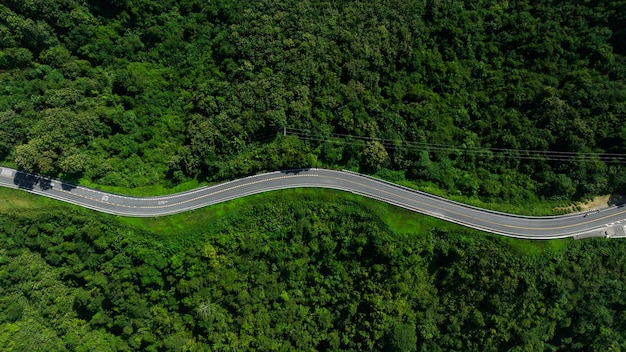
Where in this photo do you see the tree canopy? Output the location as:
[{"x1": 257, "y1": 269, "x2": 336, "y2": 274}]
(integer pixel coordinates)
[
  {"x1": 1, "y1": 190, "x2": 626, "y2": 350},
  {"x1": 2, "y1": 1, "x2": 626, "y2": 349},
  {"x1": 0, "y1": 0, "x2": 625, "y2": 202}
]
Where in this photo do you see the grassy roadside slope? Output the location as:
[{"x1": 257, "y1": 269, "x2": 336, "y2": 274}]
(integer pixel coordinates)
[
  {"x1": 1, "y1": 185, "x2": 623, "y2": 350},
  {"x1": 0, "y1": 185, "x2": 568, "y2": 254}
]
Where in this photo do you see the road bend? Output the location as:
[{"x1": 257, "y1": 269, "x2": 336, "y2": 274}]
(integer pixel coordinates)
[{"x1": 1, "y1": 167, "x2": 624, "y2": 240}]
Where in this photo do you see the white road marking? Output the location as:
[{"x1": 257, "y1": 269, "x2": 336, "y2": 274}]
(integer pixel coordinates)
[{"x1": 4, "y1": 167, "x2": 626, "y2": 239}]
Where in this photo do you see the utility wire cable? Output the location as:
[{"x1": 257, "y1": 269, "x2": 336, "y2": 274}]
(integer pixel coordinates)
[
  {"x1": 283, "y1": 127, "x2": 626, "y2": 164},
  {"x1": 285, "y1": 127, "x2": 626, "y2": 157}
]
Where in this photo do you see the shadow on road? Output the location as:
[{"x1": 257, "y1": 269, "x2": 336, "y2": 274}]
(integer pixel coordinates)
[
  {"x1": 281, "y1": 168, "x2": 311, "y2": 175},
  {"x1": 13, "y1": 171, "x2": 77, "y2": 192},
  {"x1": 61, "y1": 182, "x2": 77, "y2": 191},
  {"x1": 609, "y1": 194, "x2": 626, "y2": 208},
  {"x1": 39, "y1": 178, "x2": 53, "y2": 190},
  {"x1": 13, "y1": 171, "x2": 39, "y2": 190}
]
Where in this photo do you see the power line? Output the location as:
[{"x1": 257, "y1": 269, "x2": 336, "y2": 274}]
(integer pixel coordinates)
[
  {"x1": 286, "y1": 127, "x2": 626, "y2": 157},
  {"x1": 284, "y1": 127, "x2": 626, "y2": 164}
]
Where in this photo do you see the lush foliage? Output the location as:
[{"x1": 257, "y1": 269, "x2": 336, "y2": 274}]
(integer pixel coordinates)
[
  {"x1": 1, "y1": 0, "x2": 625, "y2": 201},
  {"x1": 1, "y1": 190, "x2": 625, "y2": 350},
  {"x1": 3, "y1": 1, "x2": 626, "y2": 350}
]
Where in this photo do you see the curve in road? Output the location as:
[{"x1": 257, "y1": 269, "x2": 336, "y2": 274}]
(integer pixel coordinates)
[{"x1": 1, "y1": 166, "x2": 624, "y2": 240}]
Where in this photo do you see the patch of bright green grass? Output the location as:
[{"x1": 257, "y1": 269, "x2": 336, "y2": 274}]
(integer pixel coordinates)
[
  {"x1": 351, "y1": 187, "x2": 573, "y2": 255},
  {"x1": 78, "y1": 178, "x2": 210, "y2": 197},
  {"x1": 0, "y1": 187, "x2": 85, "y2": 214},
  {"x1": 497, "y1": 236, "x2": 572, "y2": 256},
  {"x1": 395, "y1": 179, "x2": 570, "y2": 216},
  {"x1": 116, "y1": 188, "x2": 353, "y2": 238},
  {"x1": 0, "y1": 184, "x2": 574, "y2": 256},
  {"x1": 0, "y1": 161, "x2": 18, "y2": 169},
  {"x1": 118, "y1": 187, "x2": 572, "y2": 255}
]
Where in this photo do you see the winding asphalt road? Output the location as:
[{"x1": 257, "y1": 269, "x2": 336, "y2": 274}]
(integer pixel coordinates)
[{"x1": 1, "y1": 166, "x2": 624, "y2": 240}]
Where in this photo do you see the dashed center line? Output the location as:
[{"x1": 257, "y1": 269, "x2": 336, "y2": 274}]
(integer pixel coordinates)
[
  {"x1": 3, "y1": 167, "x2": 626, "y2": 239},
  {"x1": 53, "y1": 175, "x2": 315, "y2": 210}
]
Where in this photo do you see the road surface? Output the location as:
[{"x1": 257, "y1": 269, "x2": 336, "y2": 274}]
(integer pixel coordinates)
[{"x1": 1, "y1": 166, "x2": 624, "y2": 240}]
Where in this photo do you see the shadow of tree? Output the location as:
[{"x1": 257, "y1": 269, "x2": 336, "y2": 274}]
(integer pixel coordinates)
[
  {"x1": 281, "y1": 168, "x2": 311, "y2": 175},
  {"x1": 13, "y1": 171, "x2": 38, "y2": 190},
  {"x1": 13, "y1": 171, "x2": 76, "y2": 192},
  {"x1": 39, "y1": 178, "x2": 53, "y2": 191},
  {"x1": 61, "y1": 182, "x2": 77, "y2": 191},
  {"x1": 608, "y1": 194, "x2": 626, "y2": 207}
]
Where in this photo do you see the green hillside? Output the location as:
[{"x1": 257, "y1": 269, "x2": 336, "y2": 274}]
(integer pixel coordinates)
[
  {"x1": 2, "y1": 0, "x2": 626, "y2": 350},
  {"x1": 1, "y1": 188, "x2": 626, "y2": 351},
  {"x1": 1, "y1": 0, "x2": 625, "y2": 202}
]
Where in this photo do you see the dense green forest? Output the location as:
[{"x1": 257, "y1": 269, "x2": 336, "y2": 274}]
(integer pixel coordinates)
[
  {"x1": 1, "y1": 0, "x2": 625, "y2": 202},
  {"x1": 3, "y1": 1, "x2": 626, "y2": 351},
  {"x1": 1, "y1": 189, "x2": 626, "y2": 351}
]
